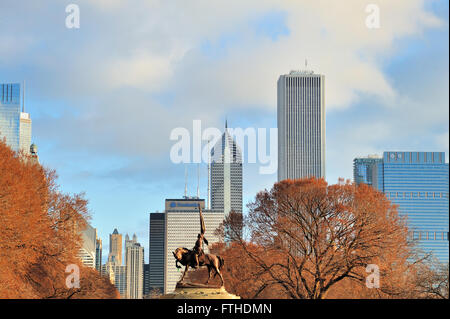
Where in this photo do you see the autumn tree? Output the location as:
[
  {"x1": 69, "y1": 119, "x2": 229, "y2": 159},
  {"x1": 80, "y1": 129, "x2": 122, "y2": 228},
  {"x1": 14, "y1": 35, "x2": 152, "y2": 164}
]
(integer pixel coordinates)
[
  {"x1": 219, "y1": 178, "x2": 421, "y2": 299},
  {"x1": 0, "y1": 140, "x2": 118, "y2": 299}
]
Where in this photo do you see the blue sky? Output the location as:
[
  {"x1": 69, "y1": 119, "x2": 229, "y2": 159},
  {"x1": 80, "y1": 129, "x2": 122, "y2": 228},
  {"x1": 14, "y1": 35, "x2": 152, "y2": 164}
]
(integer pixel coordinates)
[{"x1": 1, "y1": 0, "x2": 448, "y2": 263}]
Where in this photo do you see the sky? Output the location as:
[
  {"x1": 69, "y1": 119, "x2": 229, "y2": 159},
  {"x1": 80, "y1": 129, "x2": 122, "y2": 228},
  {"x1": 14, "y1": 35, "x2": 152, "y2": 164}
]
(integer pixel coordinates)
[{"x1": 1, "y1": 0, "x2": 448, "y2": 263}]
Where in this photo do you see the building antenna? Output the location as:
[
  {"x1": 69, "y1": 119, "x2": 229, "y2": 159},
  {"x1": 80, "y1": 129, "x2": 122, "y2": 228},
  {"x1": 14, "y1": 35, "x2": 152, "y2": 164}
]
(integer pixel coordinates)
[
  {"x1": 207, "y1": 138, "x2": 211, "y2": 209},
  {"x1": 305, "y1": 59, "x2": 308, "y2": 70},
  {"x1": 184, "y1": 165, "x2": 188, "y2": 198},
  {"x1": 22, "y1": 80, "x2": 25, "y2": 112},
  {"x1": 197, "y1": 163, "x2": 200, "y2": 198}
]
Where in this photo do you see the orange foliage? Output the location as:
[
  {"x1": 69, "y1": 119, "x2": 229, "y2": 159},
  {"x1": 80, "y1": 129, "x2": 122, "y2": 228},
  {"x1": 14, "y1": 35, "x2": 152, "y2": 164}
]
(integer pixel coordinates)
[
  {"x1": 216, "y1": 178, "x2": 433, "y2": 299},
  {"x1": 0, "y1": 140, "x2": 118, "y2": 298}
]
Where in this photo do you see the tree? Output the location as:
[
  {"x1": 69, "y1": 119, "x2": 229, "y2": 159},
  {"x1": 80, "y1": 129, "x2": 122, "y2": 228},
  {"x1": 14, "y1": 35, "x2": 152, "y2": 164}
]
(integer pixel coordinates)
[
  {"x1": 0, "y1": 140, "x2": 118, "y2": 298},
  {"x1": 220, "y1": 178, "x2": 418, "y2": 299}
]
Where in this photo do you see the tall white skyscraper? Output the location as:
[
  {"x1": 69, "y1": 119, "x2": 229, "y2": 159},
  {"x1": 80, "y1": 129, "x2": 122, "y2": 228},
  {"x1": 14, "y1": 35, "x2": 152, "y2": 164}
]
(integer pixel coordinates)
[
  {"x1": 277, "y1": 70, "x2": 325, "y2": 181},
  {"x1": 125, "y1": 235, "x2": 144, "y2": 299},
  {"x1": 210, "y1": 122, "x2": 243, "y2": 214}
]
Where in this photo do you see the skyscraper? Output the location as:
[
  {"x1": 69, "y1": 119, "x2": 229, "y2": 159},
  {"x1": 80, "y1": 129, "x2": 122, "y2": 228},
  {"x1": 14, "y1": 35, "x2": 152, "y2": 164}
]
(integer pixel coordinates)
[
  {"x1": 102, "y1": 262, "x2": 127, "y2": 298},
  {"x1": 355, "y1": 151, "x2": 449, "y2": 263},
  {"x1": 210, "y1": 122, "x2": 243, "y2": 215},
  {"x1": 108, "y1": 228, "x2": 122, "y2": 265},
  {"x1": 0, "y1": 83, "x2": 32, "y2": 154},
  {"x1": 143, "y1": 263, "x2": 150, "y2": 297},
  {"x1": 353, "y1": 155, "x2": 383, "y2": 187},
  {"x1": 277, "y1": 70, "x2": 325, "y2": 181},
  {"x1": 78, "y1": 222, "x2": 97, "y2": 269},
  {"x1": 149, "y1": 212, "x2": 165, "y2": 294},
  {"x1": 95, "y1": 237, "x2": 102, "y2": 272},
  {"x1": 125, "y1": 235, "x2": 144, "y2": 299}
]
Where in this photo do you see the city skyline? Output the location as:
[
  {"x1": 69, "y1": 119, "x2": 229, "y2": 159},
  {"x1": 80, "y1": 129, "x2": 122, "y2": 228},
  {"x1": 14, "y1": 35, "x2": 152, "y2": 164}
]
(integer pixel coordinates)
[{"x1": 1, "y1": 1, "x2": 448, "y2": 265}]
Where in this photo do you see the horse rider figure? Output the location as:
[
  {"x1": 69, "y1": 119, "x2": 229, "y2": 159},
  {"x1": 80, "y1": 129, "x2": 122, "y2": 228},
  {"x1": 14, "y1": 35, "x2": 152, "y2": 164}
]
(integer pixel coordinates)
[{"x1": 192, "y1": 232, "x2": 208, "y2": 269}]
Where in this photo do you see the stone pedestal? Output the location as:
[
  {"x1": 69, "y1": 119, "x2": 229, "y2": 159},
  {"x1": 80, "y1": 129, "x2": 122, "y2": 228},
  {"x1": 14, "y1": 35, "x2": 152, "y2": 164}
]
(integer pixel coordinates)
[
  {"x1": 162, "y1": 285, "x2": 240, "y2": 299},
  {"x1": 161, "y1": 268, "x2": 240, "y2": 299}
]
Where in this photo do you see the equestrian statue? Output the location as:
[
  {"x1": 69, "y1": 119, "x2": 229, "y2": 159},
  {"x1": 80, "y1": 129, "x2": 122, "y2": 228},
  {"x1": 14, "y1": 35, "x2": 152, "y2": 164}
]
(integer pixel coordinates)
[{"x1": 172, "y1": 204, "x2": 225, "y2": 286}]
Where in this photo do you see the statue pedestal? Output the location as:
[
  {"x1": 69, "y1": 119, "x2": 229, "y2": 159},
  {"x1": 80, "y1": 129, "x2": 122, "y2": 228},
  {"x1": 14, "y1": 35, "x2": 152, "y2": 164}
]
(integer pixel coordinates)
[
  {"x1": 161, "y1": 268, "x2": 239, "y2": 299},
  {"x1": 162, "y1": 285, "x2": 240, "y2": 299}
]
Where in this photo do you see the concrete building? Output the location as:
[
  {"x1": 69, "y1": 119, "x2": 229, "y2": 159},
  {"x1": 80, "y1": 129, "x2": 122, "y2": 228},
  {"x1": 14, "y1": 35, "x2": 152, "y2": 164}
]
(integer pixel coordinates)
[
  {"x1": 277, "y1": 70, "x2": 325, "y2": 181},
  {"x1": 102, "y1": 262, "x2": 127, "y2": 297},
  {"x1": 108, "y1": 228, "x2": 122, "y2": 265},
  {"x1": 125, "y1": 235, "x2": 144, "y2": 299}
]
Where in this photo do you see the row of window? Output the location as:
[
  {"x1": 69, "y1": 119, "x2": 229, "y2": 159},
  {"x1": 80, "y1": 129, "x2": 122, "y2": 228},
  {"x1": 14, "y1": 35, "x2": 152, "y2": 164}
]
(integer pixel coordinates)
[
  {"x1": 387, "y1": 192, "x2": 448, "y2": 199},
  {"x1": 409, "y1": 231, "x2": 448, "y2": 241}
]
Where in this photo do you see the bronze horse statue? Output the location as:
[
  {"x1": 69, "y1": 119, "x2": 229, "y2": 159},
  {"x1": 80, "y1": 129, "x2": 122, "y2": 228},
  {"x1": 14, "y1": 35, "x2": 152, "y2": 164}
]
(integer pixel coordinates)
[
  {"x1": 173, "y1": 247, "x2": 224, "y2": 285},
  {"x1": 172, "y1": 203, "x2": 225, "y2": 286}
]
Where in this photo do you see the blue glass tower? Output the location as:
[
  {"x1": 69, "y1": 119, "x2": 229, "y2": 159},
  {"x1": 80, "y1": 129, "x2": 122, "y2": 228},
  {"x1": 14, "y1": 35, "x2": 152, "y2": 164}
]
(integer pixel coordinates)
[
  {"x1": 353, "y1": 156, "x2": 383, "y2": 187},
  {"x1": 355, "y1": 152, "x2": 449, "y2": 263},
  {"x1": 0, "y1": 83, "x2": 21, "y2": 151}
]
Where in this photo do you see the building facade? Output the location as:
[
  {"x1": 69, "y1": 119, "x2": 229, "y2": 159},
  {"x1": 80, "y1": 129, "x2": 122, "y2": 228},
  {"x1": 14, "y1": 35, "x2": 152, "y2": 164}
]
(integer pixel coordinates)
[
  {"x1": 0, "y1": 83, "x2": 32, "y2": 154},
  {"x1": 164, "y1": 198, "x2": 224, "y2": 293},
  {"x1": 355, "y1": 151, "x2": 449, "y2": 263},
  {"x1": 277, "y1": 71, "x2": 325, "y2": 181},
  {"x1": 353, "y1": 155, "x2": 383, "y2": 187},
  {"x1": 149, "y1": 212, "x2": 165, "y2": 294},
  {"x1": 102, "y1": 262, "x2": 127, "y2": 297},
  {"x1": 108, "y1": 228, "x2": 122, "y2": 265},
  {"x1": 78, "y1": 222, "x2": 97, "y2": 268},
  {"x1": 125, "y1": 236, "x2": 144, "y2": 299},
  {"x1": 143, "y1": 263, "x2": 150, "y2": 297},
  {"x1": 95, "y1": 237, "x2": 102, "y2": 272},
  {"x1": 210, "y1": 123, "x2": 243, "y2": 215}
]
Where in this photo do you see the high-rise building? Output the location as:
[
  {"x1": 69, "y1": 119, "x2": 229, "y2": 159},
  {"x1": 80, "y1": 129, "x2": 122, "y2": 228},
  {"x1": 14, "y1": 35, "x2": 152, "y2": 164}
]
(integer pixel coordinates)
[
  {"x1": 102, "y1": 262, "x2": 127, "y2": 297},
  {"x1": 143, "y1": 264, "x2": 150, "y2": 297},
  {"x1": 355, "y1": 151, "x2": 449, "y2": 263},
  {"x1": 78, "y1": 222, "x2": 97, "y2": 268},
  {"x1": 164, "y1": 198, "x2": 224, "y2": 293},
  {"x1": 0, "y1": 83, "x2": 32, "y2": 154},
  {"x1": 149, "y1": 212, "x2": 165, "y2": 294},
  {"x1": 210, "y1": 122, "x2": 243, "y2": 215},
  {"x1": 108, "y1": 228, "x2": 122, "y2": 265},
  {"x1": 125, "y1": 235, "x2": 144, "y2": 299},
  {"x1": 277, "y1": 70, "x2": 325, "y2": 181},
  {"x1": 353, "y1": 155, "x2": 383, "y2": 187},
  {"x1": 95, "y1": 237, "x2": 102, "y2": 272}
]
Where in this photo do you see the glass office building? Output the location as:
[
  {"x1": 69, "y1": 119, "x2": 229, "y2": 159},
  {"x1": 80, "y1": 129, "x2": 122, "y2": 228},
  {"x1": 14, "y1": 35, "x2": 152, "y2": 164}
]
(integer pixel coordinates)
[
  {"x1": 353, "y1": 155, "x2": 383, "y2": 187},
  {"x1": 149, "y1": 212, "x2": 165, "y2": 294},
  {"x1": 0, "y1": 83, "x2": 31, "y2": 154},
  {"x1": 356, "y1": 152, "x2": 449, "y2": 263}
]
